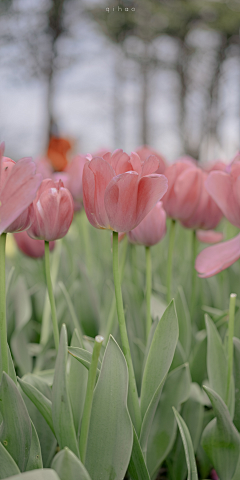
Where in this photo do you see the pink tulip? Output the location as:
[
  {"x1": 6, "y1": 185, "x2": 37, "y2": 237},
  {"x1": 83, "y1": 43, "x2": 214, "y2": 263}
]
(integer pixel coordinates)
[
  {"x1": 0, "y1": 144, "x2": 42, "y2": 235},
  {"x1": 181, "y1": 171, "x2": 223, "y2": 230},
  {"x1": 205, "y1": 160, "x2": 240, "y2": 228},
  {"x1": 35, "y1": 156, "x2": 53, "y2": 179},
  {"x1": 82, "y1": 149, "x2": 168, "y2": 233},
  {"x1": 136, "y1": 145, "x2": 166, "y2": 173},
  {"x1": 27, "y1": 178, "x2": 74, "y2": 241},
  {"x1": 196, "y1": 230, "x2": 223, "y2": 244},
  {"x1": 64, "y1": 155, "x2": 87, "y2": 211},
  {"x1": 195, "y1": 233, "x2": 240, "y2": 278},
  {"x1": 211, "y1": 469, "x2": 219, "y2": 480},
  {"x1": 128, "y1": 202, "x2": 166, "y2": 247},
  {"x1": 161, "y1": 161, "x2": 202, "y2": 221},
  {"x1": 14, "y1": 231, "x2": 55, "y2": 258}
]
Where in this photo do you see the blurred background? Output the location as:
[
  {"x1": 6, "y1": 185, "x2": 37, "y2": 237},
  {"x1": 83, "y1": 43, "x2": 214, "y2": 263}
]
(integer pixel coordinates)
[{"x1": 0, "y1": 0, "x2": 240, "y2": 163}]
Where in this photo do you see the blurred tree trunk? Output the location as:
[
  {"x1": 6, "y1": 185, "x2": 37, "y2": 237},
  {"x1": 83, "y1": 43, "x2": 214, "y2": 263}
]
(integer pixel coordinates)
[
  {"x1": 140, "y1": 42, "x2": 150, "y2": 145},
  {"x1": 113, "y1": 51, "x2": 125, "y2": 147}
]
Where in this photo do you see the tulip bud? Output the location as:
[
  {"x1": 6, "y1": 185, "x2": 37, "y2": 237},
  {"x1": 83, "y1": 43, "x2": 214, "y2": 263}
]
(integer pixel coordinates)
[
  {"x1": 14, "y1": 231, "x2": 55, "y2": 258},
  {"x1": 27, "y1": 178, "x2": 74, "y2": 241},
  {"x1": 128, "y1": 202, "x2": 166, "y2": 247}
]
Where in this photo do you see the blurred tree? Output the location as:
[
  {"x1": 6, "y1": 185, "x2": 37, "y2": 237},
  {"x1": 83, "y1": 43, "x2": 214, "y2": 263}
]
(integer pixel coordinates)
[
  {"x1": 0, "y1": 0, "x2": 83, "y2": 148},
  {"x1": 89, "y1": 0, "x2": 240, "y2": 157}
]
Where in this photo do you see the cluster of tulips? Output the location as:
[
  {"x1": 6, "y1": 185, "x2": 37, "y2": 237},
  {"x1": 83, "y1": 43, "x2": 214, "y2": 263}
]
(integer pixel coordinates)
[{"x1": 1, "y1": 139, "x2": 240, "y2": 480}]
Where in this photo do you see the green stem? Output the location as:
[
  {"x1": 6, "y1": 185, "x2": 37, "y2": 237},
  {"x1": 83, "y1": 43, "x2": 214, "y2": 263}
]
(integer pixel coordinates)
[
  {"x1": 145, "y1": 246, "x2": 152, "y2": 341},
  {"x1": 40, "y1": 240, "x2": 61, "y2": 346},
  {"x1": 79, "y1": 335, "x2": 103, "y2": 463},
  {"x1": 0, "y1": 233, "x2": 8, "y2": 376},
  {"x1": 103, "y1": 235, "x2": 128, "y2": 346},
  {"x1": 112, "y1": 231, "x2": 142, "y2": 435},
  {"x1": 167, "y1": 220, "x2": 176, "y2": 304},
  {"x1": 44, "y1": 241, "x2": 59, "y2": 351},
  {"x1": 226, "y1": 293, "x2": 237, "y2": 405},
  {"x1": 190, "y1": 229, "x2": 198, "y2": 315}
]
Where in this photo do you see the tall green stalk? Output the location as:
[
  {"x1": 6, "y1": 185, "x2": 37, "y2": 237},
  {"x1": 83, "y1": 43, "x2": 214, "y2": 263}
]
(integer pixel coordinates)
[
  {"x1": 190, "y1": 229, "x2": 198, "y2": 315},
  {"x1": 145, "y1": 246, "x2": 152, "y2": 341},
  {"x1": 44, "y1": 241, "x2": 59, "y2": 351},
  {"x1": 79, "y1": 335, "x2": 103, "y2": 464},
  {"x1": 167, "y1": 219, "x2": 176, "y2": 304},
  {"x1": 226, "y1": 293, "x2": 237, "y2": 405},
  {"x1": 112, "y1": 231, "x2": 142, "y2": 435},
  {"x1": 0, "y1": 233, "x2": 8, "y2": 376}
]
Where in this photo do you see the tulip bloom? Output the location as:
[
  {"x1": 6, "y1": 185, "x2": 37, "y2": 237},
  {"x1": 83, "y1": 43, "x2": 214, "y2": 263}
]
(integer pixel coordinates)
[
  {"x1": 181, "y1": 171, "x2": 223, "y2": 231},
  {"x1": 14, "y1": 231, "x2": 55, "y2": 258},
  {"x1": 162, "y1": 161, "x2": 202, "y2": 222},
  {"x1": 136, "y1": 146, "x2": 166, "y2": 174},
  {"x1": 196, "y1": 230, "x2": 223, "y2": 244},
  {"x1": 64, "y1": 155, "x2": 87, "y2": 211},
  {"x1": 128, "y1": 202, "x2": 166, "y2": 247},
  {"x1": 27, "y1": 178, "x2": 74, "y2": 241},
  {"x1": 0, "y1": 144, "x2": 42, "y2": 235},
  {"x1": 195, "y1": 159, "x2": 240, "y2": 277},
  {"x1": 83, "y1": 149, "x2": 168, "y2": 233}
]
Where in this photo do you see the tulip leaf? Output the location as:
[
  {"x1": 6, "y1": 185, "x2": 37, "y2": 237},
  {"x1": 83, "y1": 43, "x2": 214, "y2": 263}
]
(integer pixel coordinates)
[
  {"x1": 5, "y1": 470, "x2": 60, "y2": 480},
  {"x1": 147, "y1": 364, "x2": 191, "y2": 479},
  {"x1": 0, "y1": 373, "x2": 32, "y2": 471},
  {"x1": 128, "y1": 427, "x2": 150, "y2": 480},
  {"x1": 202, "y1": 385, "x2": 240, "y2": 480},
  {"x1": 26, "y1": 420, "x2": 43, "y2": 471},
  {"x1": 68, "y1": 346, "x2": 101, "y2": 374},
  {"x1": 52, "y1": 447, "x2": 92, "y2": 480},
  {"x1": 173, "y1": 408, "x2": 198, "y2": 480},
  {"x1": 85, "y1": 336, "x2": 133, "y2": 480},
  {"x1": 205, "y1": 314, "x2": 234, "y2": 415},
  {"x1": 189, "y1": 330, "x2": 207, "y2": 385},
  {"x1": 18, "y1": 377, "x2": 54, "y2": 434},
  {"x1": 0, "y1": 442, "x2": 20, "y2": 479},
  {"x1": 52, "y1": 324, "x2": 79, "y2": 457},
  {"x1": 176, "y1": 286, "x2": 191, "y2": 358},
  {"x1": 68, "y1": 330, "x2": 88, "y2": 436},
  {"x1": 140, "y1": 300, "x2": 179, "y2": 419}
]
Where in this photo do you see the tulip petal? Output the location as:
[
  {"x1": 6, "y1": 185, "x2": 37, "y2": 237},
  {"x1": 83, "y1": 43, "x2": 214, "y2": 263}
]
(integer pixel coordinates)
[
  {"x1": 136, "y1": 174, "x2": 168, "y2": 226},
  {"x1": 195, "y1": 234, "x2": 240, "y2": 278},
  {"x1": 111, "y1": 150, "x2": 131, "y2": 174},
  {"x1": 129, "y1": 152, "x2": 142, "y2": 174},
  {"x1": 174, "y1": 168, "x2": 202, "y2": 220},
  {"x1": 196, "y1": 230, "x2": 224, "y2": 244},
  {"x1": 0, "y1": 157, "x2": 42, "y2": 235},
  {"x1": 104, "y1": 171, "x2": 139, "y2": 232},
  {"x1": 82, "y1": 162, "x2": 99, "y2": 228},
  {"x1": 141, "y1": 155, "x2": 160, "y2": 177},
  {"x1": 206, "y1": 171, "x2": 240, "y2": 228}
]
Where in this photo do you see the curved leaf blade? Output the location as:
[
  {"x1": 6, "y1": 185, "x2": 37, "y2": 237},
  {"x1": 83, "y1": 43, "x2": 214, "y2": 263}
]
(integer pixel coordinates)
[
  {"x1": 173, "y1": 408, "x2": 198, "y2": 480},
  {"x1": 0, "y1": 442, "x2": 20, "y2": 479},
  {"x1": 52, "y1": 447, "x2": 92, "y2": 480}
]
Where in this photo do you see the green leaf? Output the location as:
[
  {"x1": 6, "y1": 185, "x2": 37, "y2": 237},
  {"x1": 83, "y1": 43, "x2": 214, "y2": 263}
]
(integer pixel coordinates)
[
  {"x1": 147, "y1": 364, "x2": 191, "y2": 479},
  {"x1": 68, "y1": 331, "x2": 88, "y2": 436},
  {"x1": 18, "y1": 378, "x2": 54, "y2": 434},
  {"x1": 58, "y1": 282, "x2": 84, "y2": 347},
  {"x1": 0, "y1": 373, "x2": 32, "y2": 471},
  {"x1": 202, "y1": 385, "x2": 240, "y2": 480},
  {"x1": 140, "y1": 300, "x2": 179, "y2": 419},
  {"x1": 68, "y1": 347, "x2": 101, "y2": 374},
  {"x1": 189, "y1": 330, "x2": 207, "y2": 385},
  {"x1": 233, "y1": 337, "x2": 240, "y2": 431},
  {"x1": 52, "y1": 324, "x2": 79, "y2": 457},
  {"x1": 205, "y1": 315, "x2": 234, "y2": 415},
  {"x1": 173, "y1": 408, "x2": 198, "y2": 480},
  {"x1": 85, "y1": 336, "x2": 133, "y2": 480},
  {"x1": 26, "y1": 420, "x2": 43, "y2": 471},
  {"x1": 175, "y1": 286, "x2": 191, "y2": 358},
  {"x1": 0, "y1": 442, "x2": 20, "y2": 479},
  {"x1": 128, "y1": 427, "x2": 150, "y2": 480},
  {"x1": 5, "y1": 470, "x2": 60, "y2": 480},
  {"x1": 169, "y1": 384, "x2": 204, "y2": 480},
  {"x1": 11, "y1": 328, "x2": 32, "y2": 376},
  {"x1": 51, "y1": 447, "x2": 92, "y2": 480}
]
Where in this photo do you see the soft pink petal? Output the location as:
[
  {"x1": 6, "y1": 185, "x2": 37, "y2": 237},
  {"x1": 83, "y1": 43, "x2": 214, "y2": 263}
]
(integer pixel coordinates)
[
  {"x1": 206, "y1": 171, "x2": 240, "y2": 228},
  {"x1": 82, "y1": 161, "x2": 103, "y2": 228},
  {"x1": 104, "y1": 171, "x2": 139, "y2": 232},
  {"x1": 136, "y1": 174, "x2": 168, "y2": 226},
  {"x1": 128, "y1": 201, "x2": 166, "y2": 247},
  {"x1": 174, "y1": 167, "x2": 202, "y2": 220},
  {"x1": 196, "y1": 230, "x2": 224, "y2": 244},
  {"x1": 111, "y1": 150, "x2": 131, "y2": 174},
  {"x1": 195, "y1": 234, "x2": 240, "y2": 278},
  {"x1": 141, "y1": 155, "x2": 160, "y2": 177},
  {"x1": 129, "y1": 152, "x2": 142, "y2": 174},
  {"x1": 0, "y1": 157, "x2": 42, "y2": 235},
  {"x1": 88, "y1": 157, "x2": 115, "y2": 228}
]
